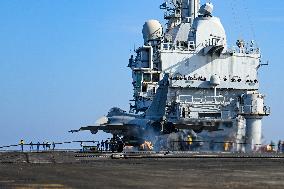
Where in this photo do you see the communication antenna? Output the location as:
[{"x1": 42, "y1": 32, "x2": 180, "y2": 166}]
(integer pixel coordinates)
[
  {"x1": 229, "y1": 0, "x2": 244, "y2": 40},
  {"x1": 241, "y1": 0, "x2": 258, "y2": 46}
]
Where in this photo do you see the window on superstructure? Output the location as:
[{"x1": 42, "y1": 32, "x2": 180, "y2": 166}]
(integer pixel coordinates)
[
  {"x1": 143, "y1": 73, "x2": 151, "y2": 82},
  {"x1": 152, "y1": 73, "x2": 160, "y2": 82},
  {"x1": 141, "y1": 50, "x2": 150, "y2": 68}
]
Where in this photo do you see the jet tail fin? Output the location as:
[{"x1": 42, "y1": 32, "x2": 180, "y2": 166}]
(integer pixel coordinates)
[{"x1": 145, "y1": 73, "x2": 169, "y2": 121}]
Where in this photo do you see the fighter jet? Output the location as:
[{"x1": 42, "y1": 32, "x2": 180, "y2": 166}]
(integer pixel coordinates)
[{"x1": 70, "y1": 74, "x2": 222, "y2": 152}]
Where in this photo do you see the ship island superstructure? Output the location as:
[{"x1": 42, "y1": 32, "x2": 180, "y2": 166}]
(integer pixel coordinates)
[{"x1": 127, "y1": 0, "x2": 270, "y2": 152}]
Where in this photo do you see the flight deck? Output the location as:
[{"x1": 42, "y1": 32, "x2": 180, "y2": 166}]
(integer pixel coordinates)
[{"x1": 0, "y1": 151, "x2": 284, "y2": 189}]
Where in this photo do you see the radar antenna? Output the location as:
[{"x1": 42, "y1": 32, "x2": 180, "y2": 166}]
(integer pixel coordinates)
[{"x1": 160, "y1": 0, "x2": 200, "y2": 27}]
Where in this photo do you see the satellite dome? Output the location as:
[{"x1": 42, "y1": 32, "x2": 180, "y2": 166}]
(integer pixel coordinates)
[
  {"x1": 210, "y1": 74, "x2": 221, "y2": 86},
  {"x1": 199, "y1": 3, "x2": 214, "y2": 16},
  {"x1": 142, "y1": 20, "x2": 163, "y2": 44}
]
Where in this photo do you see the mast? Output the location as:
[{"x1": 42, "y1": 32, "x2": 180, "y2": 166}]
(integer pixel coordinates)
[
  {"x1": 160, "y1": 0, "x2": 200, "y2": 29},
  {"x1": 190, "y1": 0, "x2": 199, "y2": 24},
  {"x1": 182, "y1": 0, "x2": 199, "y2": 24}
]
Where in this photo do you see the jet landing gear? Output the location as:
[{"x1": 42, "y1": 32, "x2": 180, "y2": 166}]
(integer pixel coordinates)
[{"x1": 110, "y1": 135, "x2": 124, "y2": 153}]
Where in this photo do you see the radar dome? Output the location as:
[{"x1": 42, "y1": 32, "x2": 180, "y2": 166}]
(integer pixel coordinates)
[
  {"x1": 210, "y1": 74, "x2": 221, "y2": 86},
  {"x1": 142, "y1": 20, "x2": 163, "y2": 44},
  {"x1": 199, "y1": 3, "x2": 214, "y2": 16}
]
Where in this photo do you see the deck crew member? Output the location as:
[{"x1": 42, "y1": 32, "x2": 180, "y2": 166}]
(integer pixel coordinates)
[
  {"x1": 30, "y1": 141, "x2": 33, "y2": 151},
  {"x1": 37, "y1": 142, "x2": 40, "y2": 152},
  {"x1": 20, "y1": 139, "x2": 24, "y2": 152}
]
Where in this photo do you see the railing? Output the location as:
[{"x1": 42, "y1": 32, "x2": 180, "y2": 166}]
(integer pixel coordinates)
[
  {"x1": 227, "y1": 46, "x2": 260, "y2": 55},
  {"x1": 161, "y1": 41, "x2": 196, "y2": 51},
  {"x1": 239, "y1": 105, "x2": 271, "y2": 115},
  {"x1": 177, "y1": 95, "x2": 225, "y2": 104}
]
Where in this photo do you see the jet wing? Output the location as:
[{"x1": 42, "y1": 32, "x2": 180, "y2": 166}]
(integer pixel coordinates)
[
  {"x1": 80, "y1": 124, "x2": 131, "y2": 131},
  {"x1": 70, "y1": 123, "x2": 139, "y2": 133}
]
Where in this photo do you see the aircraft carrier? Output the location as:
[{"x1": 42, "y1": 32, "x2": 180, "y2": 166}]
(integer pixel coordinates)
[
  {"x1": 71, "y1": 0, "x2": 271, "y2": 153},
  {"x1": 1, "y1": 1, "x2": 282, "y2": 189}
]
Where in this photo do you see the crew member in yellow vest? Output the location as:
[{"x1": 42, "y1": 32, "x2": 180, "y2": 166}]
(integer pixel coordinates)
[
  {"x1": 187, "y1": 135, "x2": 193, "y2": 150},
  {"x1": 19, "y1": 139, "x2": 24, "y2": 152},
  {"x1": 224, "y1": 141, "x2": 230, "y2": 151}
]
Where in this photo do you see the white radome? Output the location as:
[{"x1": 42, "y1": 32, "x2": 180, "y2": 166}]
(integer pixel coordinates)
[
  {"x1": 142, "y1": 20, "x2": 163, "y2": 44},
  {"x1": 210, "y1": 74, "x2": 221, "y2": 86}
]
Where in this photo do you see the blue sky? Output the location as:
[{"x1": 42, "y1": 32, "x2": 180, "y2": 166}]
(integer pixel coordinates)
[{"x1": 0, "y1": 0, "x2": 283, "y2": 149}]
